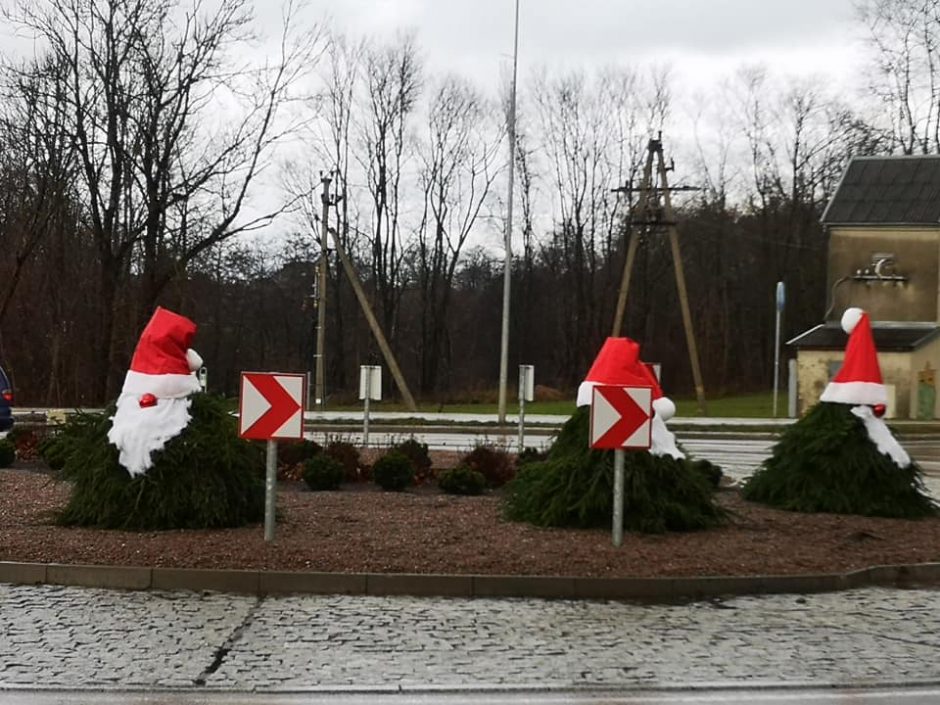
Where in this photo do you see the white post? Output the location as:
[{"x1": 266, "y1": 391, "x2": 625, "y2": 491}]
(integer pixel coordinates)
[
  {"x1": 612, "y1": 449, "x2": 625, "y2": 547},
  {"x1": 773, "y1": 281, "x2": 785, "y2": 418},
  {"x1": 264, "y1": 439, "x2": 277, "y2": 543},
  {"x1": 363, "y1": 373, "x2": 371, "y2": 448},
  {"x1": 788, "y1": 358, "x2": 798, "y2": 418},
  {"x1": 517, "y1": 364, "x2": 533, "y2": 452},
  {"x1": 517, "y1": 390, "x2": 526, "y2": 453}
]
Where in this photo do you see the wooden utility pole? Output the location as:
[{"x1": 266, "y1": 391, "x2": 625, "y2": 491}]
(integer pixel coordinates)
[
  {"x1": 327, "y1": 225, "x2": 418, "y2": 412},
  {"x1": 611, "y1": 135, "x2": 707, "y2": 414},
  {"x1": 314, "y1": 173, "x2": 331, "y2": 410}
]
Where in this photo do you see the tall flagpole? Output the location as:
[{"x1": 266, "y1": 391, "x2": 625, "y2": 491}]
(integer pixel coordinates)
[{"x1": 498, "y1": 0, "x2": 520, "y2": 424}]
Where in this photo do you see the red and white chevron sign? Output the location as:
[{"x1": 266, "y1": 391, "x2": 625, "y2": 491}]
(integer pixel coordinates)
[
  {"x1": 590, "y1": 385, "x2": 652, "y2": 450},
  {"x1": 239, "y1": 372, "x2": 306, "y2": 440}
]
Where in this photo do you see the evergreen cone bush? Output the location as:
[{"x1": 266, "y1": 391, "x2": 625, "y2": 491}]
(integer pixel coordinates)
[
  {"x1": 0, "y1": 438, "x2": 14, "y2": 468},
  {"x1": 743, "y1": 402, "x2": 937, "y2": 518},
  {"x1": 39, "y1": 412, "x2": 102, "y2": 474},
  {"x1": 503, "y1": 407, "x2": 725, "y2": 533},
  {"x1": 57, "y1": 394, "x2": 264, "y2": 530}
]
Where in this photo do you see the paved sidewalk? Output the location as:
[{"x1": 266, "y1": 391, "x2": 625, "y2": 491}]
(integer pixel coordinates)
[{"x1": 3, "y1": 584, "x2": 940, "y2": 692}]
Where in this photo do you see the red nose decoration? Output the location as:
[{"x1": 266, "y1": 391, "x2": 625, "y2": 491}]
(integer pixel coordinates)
[
  {"x1": 139, "y1": 393, "x2": 157, "y2": 408},
  {"x1": 873, "y1": 403, "x2": 886, "y2": 418}
]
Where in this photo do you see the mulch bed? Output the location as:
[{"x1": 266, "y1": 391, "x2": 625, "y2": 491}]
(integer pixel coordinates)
[{"x1": 3, "y1": 464, "x2": 940, "y2": 578}]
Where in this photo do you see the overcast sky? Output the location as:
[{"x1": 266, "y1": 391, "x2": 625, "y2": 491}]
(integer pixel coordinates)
[{"x1": 307, "y1": 0, "x2": 866, "y2": 93}]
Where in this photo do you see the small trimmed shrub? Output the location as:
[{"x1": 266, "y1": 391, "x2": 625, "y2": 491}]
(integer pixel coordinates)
[
  {"x1": 302, "y1": 454, "x2": 345, "y2": 491},
  {"x1": 278, "y1": 439, "x2": 323, "y2": 482},
  {"x1": 372, "y1": 451, "x2": 415, "y2": 491},
  {"x1": 516, "y1": 446, "x2": 548, "y2": 467},
  {"x1": 463, "y1": 444, "x2": 514, "y2": 488},
  {"x1": 438, "y1": 465, "x2": 486, "y2": 496},
  {"x1": 280, "y1": 439, "x2": 322, "y2": 468},
  {"x1": 9, "y1": 428, "x2": 42, "y2": 461},
  {"x1": 391, "y1": 438, "x2": 433, "y2": 484},
  {"x1": 325, "y1": 440, "x2": 361, "y2": 482},
  {"x1": 0, "y1": 439, "x2": 15, "y2": 468}
]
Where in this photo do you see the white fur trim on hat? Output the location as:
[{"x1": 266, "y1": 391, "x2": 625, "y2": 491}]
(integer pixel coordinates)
[
  {"x1": 652, "y1": 396, "x2": 675, "y2": 422},
  {"x1": 186, "y1": 348, "x2": 203, "y2": 372},
  {"x1": 120, "y1": 369, "x2": 202, "y2": 399},
  {"x1": 820, "y1": 380, "x2": 888, "y2": 406},
  {"x1": 841, "y1": 307, "x2": 864, "y2": 334},
  {"x1": 576, "y1": 381, "x2": 594, "y2": 407}
]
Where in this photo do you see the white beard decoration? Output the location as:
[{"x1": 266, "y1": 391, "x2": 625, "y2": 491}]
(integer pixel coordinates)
[
  {"x1": 850, "y1": 404, "x2": 911, "y2": 469},
  {"x1": 108, "y1": 396, "x2": 195, "y2": 477},
  {"x1": 650, "y1": 413, "x2": 684, "y2": 459}
]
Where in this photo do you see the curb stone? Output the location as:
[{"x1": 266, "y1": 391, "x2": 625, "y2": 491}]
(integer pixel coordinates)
[{"x1": 2, "y1": 560, "x2": 939, "y2": 601}]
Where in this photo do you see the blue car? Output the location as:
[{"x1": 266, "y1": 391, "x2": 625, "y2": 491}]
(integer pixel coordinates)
[{"x1": 0, "y1": 366, "x2": 12, "y2": 432}]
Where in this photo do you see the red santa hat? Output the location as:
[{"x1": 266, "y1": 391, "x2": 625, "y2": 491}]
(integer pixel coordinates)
[
  {"x1": 577, "y1": 337, "x2": 675, "y2": 420},
  {"x1": 819, "y1": 307, "x2": 888, "y2": 406},
  {"x1": 120, "y1": 307, "x2": 203, "y2": 402}
]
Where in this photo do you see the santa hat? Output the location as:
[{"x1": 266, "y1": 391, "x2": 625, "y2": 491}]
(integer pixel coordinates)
[
  {"x1": 819, "y1": 307, "x2": 888, "y2": 407},
  {"x1": 577, "y1": 337, "x2": 675, "y2": 420},
  {"x1": 120, "y1": 307, "x2": 203, "y2": 402}
]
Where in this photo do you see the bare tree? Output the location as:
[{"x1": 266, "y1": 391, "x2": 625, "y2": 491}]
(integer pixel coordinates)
[
  {"x1": 357, "y1": 33, "x2": 422, "y2": 339},
  {"x1": 5, "y1": 0, "x2": 326, "y2": 397},
  {"x1": 857, "y1": 0, "x2": 940, "y2": 153},
  {"x1": 413, "y1": 75, "x2": 502, "y2": 393},
  {"x1": 531, "y1": 65, "x2": 662, "y2": 379},
  {"x1": 0, "y1": 54, "x2": 77, "y2": 330}
]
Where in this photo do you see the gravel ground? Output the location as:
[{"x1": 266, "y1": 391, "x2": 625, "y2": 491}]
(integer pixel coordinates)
[{"x1": 3, "y1": 460, "x2": 940, "y2": 578}]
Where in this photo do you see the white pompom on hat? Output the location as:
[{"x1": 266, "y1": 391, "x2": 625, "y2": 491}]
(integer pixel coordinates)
[
  {"x1": 819, "y1": 307, "x2": 888, "y2": 406},
  {"x1": 652, "y1": 396, "x2": 676, "y2": 422},
  {"x1": 841, "y1": 307, "x2": 864, "y2": 334}
]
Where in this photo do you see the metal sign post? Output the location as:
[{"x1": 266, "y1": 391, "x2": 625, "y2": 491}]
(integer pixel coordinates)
[
  {"x1": 612, "y1": 449, "x2": 626, "y2": 547},
  {"x1": 239, "y1": 372, "x2": 306, "y2": 543},
  {"x1": 517, "y1": 365, "x2": 534, "y2": 452},
  {"x1": 359, "y1": 365, "x2": 382, "y2": 447},
  {"x1": 773, "y1": 281, "x2": 785, "y2": 418},
  {"x1": 264, "y1": 440, "x2": 277, "y2": 542},
  {"x1": 590, "y1": 385, "x2": 652, "y2": 547}
]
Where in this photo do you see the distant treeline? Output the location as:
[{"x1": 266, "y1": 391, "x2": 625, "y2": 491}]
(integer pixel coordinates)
[{"x1": 0, "y1": 0, "x2": 928, "y2": 406}]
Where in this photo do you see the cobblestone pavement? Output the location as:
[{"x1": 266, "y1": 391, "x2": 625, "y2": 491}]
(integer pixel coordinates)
[{"x1": 2, "y1": 585, "x2": 940, "y2": 692}]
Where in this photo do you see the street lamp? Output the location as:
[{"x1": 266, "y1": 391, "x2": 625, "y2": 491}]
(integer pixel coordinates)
[{"x1": 498, "y1": 0, "x2": 520, "y2": 424}]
